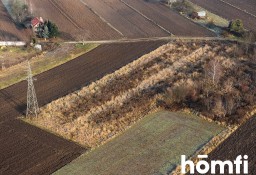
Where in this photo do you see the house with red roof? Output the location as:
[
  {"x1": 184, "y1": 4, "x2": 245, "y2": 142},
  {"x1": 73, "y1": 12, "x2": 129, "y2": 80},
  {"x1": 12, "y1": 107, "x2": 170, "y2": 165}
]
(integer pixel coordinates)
[{"x1": 31, "y1": 17, "x2": 44, "y2": 33}]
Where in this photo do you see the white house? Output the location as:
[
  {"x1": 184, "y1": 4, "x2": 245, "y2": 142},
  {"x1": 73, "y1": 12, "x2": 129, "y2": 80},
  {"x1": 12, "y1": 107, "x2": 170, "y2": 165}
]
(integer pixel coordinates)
[{"x1": 197, "y1": 11, "x2": 206, "y2": 19}]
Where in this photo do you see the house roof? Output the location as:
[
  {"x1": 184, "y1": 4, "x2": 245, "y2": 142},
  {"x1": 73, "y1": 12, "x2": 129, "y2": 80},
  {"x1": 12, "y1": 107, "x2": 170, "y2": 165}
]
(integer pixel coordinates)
[
  {"x1": 197, "y1": 11, "x2": 206, "y2": 17},
  {"x1": 31, "y1": 17, "x2": 41, "y2": 27}
]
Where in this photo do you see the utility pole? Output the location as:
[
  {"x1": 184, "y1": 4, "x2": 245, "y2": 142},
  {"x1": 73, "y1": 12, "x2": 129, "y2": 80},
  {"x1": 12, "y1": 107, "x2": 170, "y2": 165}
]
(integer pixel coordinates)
[{"x1": 26, "y1": 61, "x2": 39, "y2": 118}]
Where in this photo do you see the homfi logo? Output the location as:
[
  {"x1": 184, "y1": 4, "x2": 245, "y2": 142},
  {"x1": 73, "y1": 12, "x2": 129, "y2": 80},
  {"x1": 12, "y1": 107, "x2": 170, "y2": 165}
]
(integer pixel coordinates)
[{"x1": 181, "y1": 155, "x2": 248, "y2": 174}]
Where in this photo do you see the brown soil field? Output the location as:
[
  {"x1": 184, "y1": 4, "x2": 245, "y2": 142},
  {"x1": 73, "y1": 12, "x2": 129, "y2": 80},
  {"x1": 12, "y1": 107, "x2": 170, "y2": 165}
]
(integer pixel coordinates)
[
  {"x1": 0, "y1": 41, "x2": 165, "y2": 174},
  {"x1": 82, "y1": 0, "x2": 169, "y2": 38},
  {"x1": 0, "y1": 1, "x2": 31, "y2": 41},
  {"x1": 122, "y1": 0, "x2": 215, "y2": 37},
  {"x1": 188, "y1": 116, "x2": 256, "y2": 175},
  {"x1": 190, "y1": 0, "x2": 256, "y2": 31},
  {"x1": 27, "y1": 0, "x2": 121, "y2": 40},
  {"x1": 0, "y1": 41, "x2": 165, "y2": 121},
  {"x1": 223, "y1": 0, "x2": 256, "y2": 16},
  {"x1": 0, "y1": 119, "x2": 84, "y2": 175}
]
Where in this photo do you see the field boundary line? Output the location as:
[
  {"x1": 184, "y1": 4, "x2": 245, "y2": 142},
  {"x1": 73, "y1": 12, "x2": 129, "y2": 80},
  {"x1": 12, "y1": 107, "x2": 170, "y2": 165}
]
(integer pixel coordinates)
[
  {"x1": 79, "y1": 0, "x2": 124, "y2": 37},
  {"x1": 48, "y1": 0, "x2": 82, "y2": 30},
  {"x1": 119, "y1": 0, "x2": 173, "y2": 36},
  {"x1": 218, "y1": 0, "x2": 256, "y2": 19}
]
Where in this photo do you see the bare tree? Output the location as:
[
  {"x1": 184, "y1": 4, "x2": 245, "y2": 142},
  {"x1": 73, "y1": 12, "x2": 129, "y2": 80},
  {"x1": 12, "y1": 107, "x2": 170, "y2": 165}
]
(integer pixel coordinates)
[{"x1": 205, "y1": 58, "x2": 223, "y2": 85}]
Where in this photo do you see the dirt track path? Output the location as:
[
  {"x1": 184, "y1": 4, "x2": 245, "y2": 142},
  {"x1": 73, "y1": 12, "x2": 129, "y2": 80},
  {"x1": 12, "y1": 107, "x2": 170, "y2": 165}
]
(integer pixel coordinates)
[
  {"x1": 65, "y1": 36, "x2": 239, "y2": 45},
  {"x1": 0, "y1": 41, "x2": 166, "y2": 174}
]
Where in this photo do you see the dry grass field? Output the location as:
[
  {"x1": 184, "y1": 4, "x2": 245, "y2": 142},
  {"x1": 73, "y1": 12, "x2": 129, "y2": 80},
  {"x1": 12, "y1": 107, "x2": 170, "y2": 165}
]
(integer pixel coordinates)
[
  {"x1": 28, "y1": 41, "x2": 206, "y2": 147},
  {"x1": 53, "y1": 111, "x2": 224, "y2": 175},
  {"x1": 28, "y1": 40, "x2": 256, "y2": 150},
  {"x1": 0, "y1": 43, "x2": 98, "y2": 89},
  {"x1": 0, "y1": 46, "x2": 39, "y2": 69}
]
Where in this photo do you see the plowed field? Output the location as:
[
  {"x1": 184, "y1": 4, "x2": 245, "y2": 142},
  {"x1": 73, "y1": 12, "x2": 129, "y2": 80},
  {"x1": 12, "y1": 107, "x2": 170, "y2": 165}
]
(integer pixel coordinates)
[
  {"x1": 223, "y1": 0, "x2": 256, "y2": 16},
  {"x1": 0, "y1": 1, "x2": 31, "y2": 41},
  {"x1": 0, "y1": 41, "x2": 165, "y2": 174},
  {"x1": 187, "y1": 116, "x2": 256, "y2": 174},
  {"x1": 122, "y1": 0, "x2": 215, "y2": 36},
  {"x1": 27, "y1": 0, "x2": 121, "y2": 40},
  {"x1": 191, "y1": 0, "x2": 256, "y2": 31},
  {"x1": 80, "y1": 0, "x2": 169, "y2": 38}
]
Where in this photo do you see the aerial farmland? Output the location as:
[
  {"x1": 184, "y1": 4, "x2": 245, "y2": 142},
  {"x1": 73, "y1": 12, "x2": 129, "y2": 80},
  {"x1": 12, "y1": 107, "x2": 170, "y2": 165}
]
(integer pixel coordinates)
[
  {"x1": 190, "y1": 0, "x2": 256, "y2": 31},
  {"x1": 0, "y1": 0, "x2": 255, "y2": 174},
  {"x1": 0, "y1": 1, "x2": 31, "y2": 41}
]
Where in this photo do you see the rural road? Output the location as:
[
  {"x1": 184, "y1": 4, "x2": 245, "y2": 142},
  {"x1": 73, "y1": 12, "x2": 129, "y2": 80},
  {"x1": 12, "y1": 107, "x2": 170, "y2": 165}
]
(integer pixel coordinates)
[
  {"x1": 0, "y1": 40, "x2": 166, "y2": 174},
  {"x1": 65, "y1": 36, "x2": 238, "y2": 45}
]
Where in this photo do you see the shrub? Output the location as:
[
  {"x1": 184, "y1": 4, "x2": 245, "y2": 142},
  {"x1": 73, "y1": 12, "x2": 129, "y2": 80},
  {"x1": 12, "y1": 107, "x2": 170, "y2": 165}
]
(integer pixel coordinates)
[
  {"x1": 228, "y1": 19, "x2": 244, "y2": 36},
  {"x1": 47, "y1": 20, "x2": 60, "y2": 38}
]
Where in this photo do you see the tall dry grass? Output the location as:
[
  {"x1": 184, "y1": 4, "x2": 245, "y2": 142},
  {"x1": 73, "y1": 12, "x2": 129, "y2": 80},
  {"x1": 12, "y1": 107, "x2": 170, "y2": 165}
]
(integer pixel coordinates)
[
  {"x1": 29, "y1": 41, "x2": 215, "y2": 147},
  {"x1": 28, "y1": 41, "x2": 253, "y2": 148}
]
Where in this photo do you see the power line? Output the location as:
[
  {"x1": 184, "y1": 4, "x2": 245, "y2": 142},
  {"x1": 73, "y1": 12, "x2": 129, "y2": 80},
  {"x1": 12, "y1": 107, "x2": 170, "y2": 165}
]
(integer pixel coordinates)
[{"x1": 26, "y1": 61, "x2": 39, "y2": 118}]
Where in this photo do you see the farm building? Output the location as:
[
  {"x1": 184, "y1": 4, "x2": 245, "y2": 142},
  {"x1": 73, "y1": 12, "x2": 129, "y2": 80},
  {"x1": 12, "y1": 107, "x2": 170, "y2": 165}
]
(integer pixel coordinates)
[
  {"x1": 163, "y1": 0, "x2": 182, "y2": 5},
  {"x1": 191, "y1": 11, "x2": 207, "y2": 19},
  {"x1": 197, "y1": 11, "x2": 206, "y2": 18},
  {"x1": 31, "y1": 17, "x2": 44, "y2": 32}
]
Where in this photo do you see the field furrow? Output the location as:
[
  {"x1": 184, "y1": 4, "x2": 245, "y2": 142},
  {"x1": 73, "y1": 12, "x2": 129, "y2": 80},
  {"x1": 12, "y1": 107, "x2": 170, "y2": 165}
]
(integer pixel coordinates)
[
  {"x1": 27, "y1": 0, "x2": 121, "y2": 40},
  {"x1": 0, "y1": 41, "x2": 166, "y2": 174},
  {"x1": 81, "y1": 0, "x2": 169, "y2": 38},
  {"x1": 122, "y1": 0, "x2": 215, "y2": 37}
]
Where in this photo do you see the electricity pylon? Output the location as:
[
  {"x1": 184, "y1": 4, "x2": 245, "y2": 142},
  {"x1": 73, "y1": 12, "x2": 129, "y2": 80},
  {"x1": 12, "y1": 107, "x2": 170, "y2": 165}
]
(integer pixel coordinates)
[{"x1": 26, "y1": 61, "x2": 39, "y2": 117}]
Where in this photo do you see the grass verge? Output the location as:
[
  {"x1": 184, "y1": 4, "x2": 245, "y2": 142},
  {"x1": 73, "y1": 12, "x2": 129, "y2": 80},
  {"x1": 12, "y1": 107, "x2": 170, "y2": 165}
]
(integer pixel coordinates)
[{"x1": 0, "y1": 43, "x2": 98, "y2": 89}]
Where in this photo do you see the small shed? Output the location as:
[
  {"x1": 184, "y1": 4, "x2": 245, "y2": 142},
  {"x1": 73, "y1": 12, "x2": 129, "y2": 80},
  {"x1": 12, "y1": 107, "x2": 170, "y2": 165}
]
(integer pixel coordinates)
[
  {"x1": 197, "y1": 11, "x2": 206, "y2": 19},
  {"x1": 34, "y1": 44, "x2": 42, "y2": 51},
  {"x1": 191, "y1": 11, "x2": 207, "y2": 19}
]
